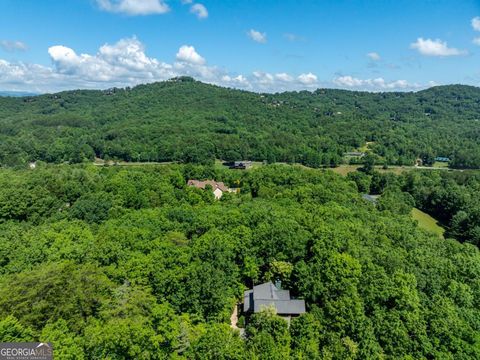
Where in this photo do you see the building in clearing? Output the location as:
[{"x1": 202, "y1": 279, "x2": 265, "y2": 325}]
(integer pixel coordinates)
[
  {"x1": 230, "y1": 161, "x2": 252, "y2": 170},
  {"x1": 187, "y1": 179, "x2": 232, "y2": 199},
  {"x1": 243, "y1": 282, "x2": 306, "y2": 323},
  {"x1": 344, "y1": 152, "x2": 365, "y2": 158}
]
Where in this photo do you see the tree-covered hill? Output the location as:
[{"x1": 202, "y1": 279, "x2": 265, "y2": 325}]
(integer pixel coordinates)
[
  {"x1": 1, "y1": 78, "x2": 480, "y2": 168},
  {"x1": 0, "y1": 163, "x2": 479, "y2": 358}
]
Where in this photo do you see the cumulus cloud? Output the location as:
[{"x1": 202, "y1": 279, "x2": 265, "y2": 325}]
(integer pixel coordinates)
[
  {"x1": 0, "y1": 37, "x2": 428, "y2": 93},
  {"x1": 249, "y1": 71, "x2": 318, "y2": 90},
  {"x1": 297, "y1": 72, "x2": 318, "y2": 85},
  {"x1": 410, "y1": 38, "x2": 467, "y2": 57},
  {"x1": 176, "y1": 45, "x2": 206, "y2": 65},
  {"x1": 0, "y1": 40, "x2": 28, "y2": 52},
  {"x1": 190, "y1": 3, "x2": 208, "y2": 19},
  {"x1": 473, "y1": 37, "x2": 480, "y2": 46},
  {"x1": 247, "y1": 29, "x2": 267, "y2": 43},
  {"x1": 472, "y1": 17, "x2": 480, "y2": 31},
  {"x1": 0, "y1": 37, "x2": 322, "y2": 92},
  {"x1": 333, "y1": 75, "x2": 422, "y2": 91},
  {"x1": 367, "y1": 52, "x2": 381, "y2": 61},
  {"x1": 275, "y1": 73, "x2": 294, "y2": 82},
  {"x1": 47, "y1": 38, "x2": 172, "y2": 83},
  {"x1": 96, "y1": 0, "x2": 169, "y2": 15},
  {"x1": 221, "y1": 74, "x2": 250, "y2": 88}
]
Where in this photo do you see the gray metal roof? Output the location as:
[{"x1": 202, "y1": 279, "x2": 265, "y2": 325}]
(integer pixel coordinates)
[
  {"x1": 243, "y1": 290, "x2": 253, "y2": 313},
  {"x1": 254, "y1": 299, "x2": 306, "y2": 315},
  {"x1": 243, "y1": 282, "x2": 306, "y2": 315}
]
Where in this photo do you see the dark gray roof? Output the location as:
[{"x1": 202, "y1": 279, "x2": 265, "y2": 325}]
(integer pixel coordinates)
[
  {"x1": 243, "y1": 282, "x2": 306, "y2": 315},
  {"x1": 244, "y1": 290, "x2": 253, "y2": 312},
  {"x1": 254, "y1": 299, "x2": 306, "y2": 314}
]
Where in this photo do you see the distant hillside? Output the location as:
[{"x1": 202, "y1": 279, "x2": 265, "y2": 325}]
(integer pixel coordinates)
[{"x1": 0, "y1": 78, "x2": 479, "y2": 168}]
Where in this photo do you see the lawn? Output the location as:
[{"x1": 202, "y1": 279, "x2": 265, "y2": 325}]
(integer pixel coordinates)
[
  {"x1": 432, "y1": 161, "x2": 449, "y2": 168},
  {"x1": 411, "y1": 208, "x2": 445, "y2": 238}
]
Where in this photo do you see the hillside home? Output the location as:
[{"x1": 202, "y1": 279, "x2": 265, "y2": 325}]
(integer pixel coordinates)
[
  {"x1": 230, "y1": 161, "x2": 252, "y2": 169},
  {"x1": 187, "y1": 179, "x2": 232, "y2": 199},
  {"x1": 243, "y1": 282, "x2": 306, "y2": 324}
]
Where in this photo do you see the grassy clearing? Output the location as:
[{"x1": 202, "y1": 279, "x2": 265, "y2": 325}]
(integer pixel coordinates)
[
  {"x1": 432, "y1": 161, "x2": 449, "y2": 168},
  {"x1": 330, "y1": 165, "x2": 361, "y2": 176},
  {"x1": 411, "y1": 208, "x2": 445, "y2": 238}
]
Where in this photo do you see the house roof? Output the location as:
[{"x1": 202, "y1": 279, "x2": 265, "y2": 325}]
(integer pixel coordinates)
[
  {"x1": 362, "y1": 194, "x2": 380, "y2": 203},
  {"x1": 187, "y1": 180, "x2": 229, "y2": 192},
  {"x1": 254, "y1": 299, "x2": 306, "y2": 314},
  {"x1": 243, "y1": 282, "x2": 306, "y2": 315}
]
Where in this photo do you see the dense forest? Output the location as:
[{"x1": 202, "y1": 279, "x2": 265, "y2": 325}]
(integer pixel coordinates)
[
  {"x1": 1, "y1": 163, "x2": 480, "y2": 359},
  {"x1": 347, "y1": 168, "x2": 480, "y2": 246},
  {"x1": 1, "y1": 77, "x2": 480, "y2": 168}
]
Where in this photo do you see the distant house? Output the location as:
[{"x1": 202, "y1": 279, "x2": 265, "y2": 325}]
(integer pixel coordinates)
[
  {"x1": 243, "y1": 282, "x2": 306, "y2": 323},
  {"x1": 362, "y1": 194, "x2": 380, "y2": 204},
  {"x1": 187, "y1": 179, "x2": 232, "y2": 199},
  {"x1": 230, "y1": 161, "x2": 252, "y2": 170},
  {"x1": 28, "y1": 161, "x2": 37, "y2": 169},
  {"x1": 344, "y1": 152, "x2": 365, "y2": 157},
  {"x1": 435, "y1": 157, "x2": 450, "y2": 162}
]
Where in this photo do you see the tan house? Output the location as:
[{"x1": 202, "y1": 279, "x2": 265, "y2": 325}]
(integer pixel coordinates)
[{"x1": 187, "y1": 180, "x2": 232, "y2": 199}]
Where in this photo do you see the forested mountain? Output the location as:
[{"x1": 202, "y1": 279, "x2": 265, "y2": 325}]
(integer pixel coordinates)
[
  {"x1": 1, "y1": 78, "x2": 480, "y2": 168},
  {"x1": 1, "y1": 163, "x2": 480, "y2": 359}
]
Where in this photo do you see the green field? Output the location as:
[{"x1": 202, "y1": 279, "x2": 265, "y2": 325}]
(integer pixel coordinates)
[
  {"x1": 432, "y1": 161, "x2": 449, "y2": 168},
  {"x1": 411, "y1": 208, "x2": 445, "y2": 238}
]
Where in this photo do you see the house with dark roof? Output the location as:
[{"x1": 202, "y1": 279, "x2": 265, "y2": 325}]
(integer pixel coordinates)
[
  {"x1": 230, "y1": 161, "x2": 252, "y2": 170},
  {"x1": 344, "y1": 152, "x2": 365, "y2": 158},
  {"x1": 243, "y1": 282, "x2": 306, "y2": 323}
]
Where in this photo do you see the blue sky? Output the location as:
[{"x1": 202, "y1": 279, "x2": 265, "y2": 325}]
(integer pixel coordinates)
[{"x1": 1, "y1": 0, "x2": 480, "y2": 93}]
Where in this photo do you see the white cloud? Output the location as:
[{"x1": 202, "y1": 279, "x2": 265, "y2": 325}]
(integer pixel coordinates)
[
  {"x1": 275, "y1": 73, "x2": 294, "y2": 82},
  {"x1": 0, "y1": 37, "x2": 429, "y2": 94},
  {"x1": 333, "y1": 75, "x2": 423, "y2": 91},
  {"x1": 367, "y1": 52, "x2": 381, "y2": 61},
  {"x1": 473, "y1": 37, "x2": 480, "y2": 46},
  {"x1": 334, "y1": 76, "x2": 363, "y2": 87},
  {"x1": 252, "y1": 71, "x2": 274, "y2": 85},
  {"x1": 249, "y1": 71, "x2": 318, "y2": 91},
  {"x1": 472, "y1": 17, "x2": 480, "y2": 31},
  {"x1": 247, "y1": 29, "x2": 267, "y2": 44},
  {"x1": 176, "y1": 45, "x2": 206, "y2": 65},
  {"x1": 96, "y1": 0, "x2": 169, "y2": 15},
  {"x1": 47, "y1": 38, "x2": 171, "y2": 83},
  {"x1": 190, "y1": 3, "x2": 208, "y2": 19},
  {"x1": 410, "y1": 38, "x2": 467, "y2": 57},
  {"x1": 298, "y1": 72, "x2": 318, "y2": 85},
  {"x1": 221, "y1": 75, "x2": 250, "y2": 88},
  {"x1": 0, "y1": 40, "x2": 28, "y2": 52}
]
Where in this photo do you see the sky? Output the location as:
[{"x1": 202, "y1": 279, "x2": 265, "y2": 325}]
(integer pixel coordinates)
[{"x1": 1, "y1": 0, "x2": 480, "y2": 93}]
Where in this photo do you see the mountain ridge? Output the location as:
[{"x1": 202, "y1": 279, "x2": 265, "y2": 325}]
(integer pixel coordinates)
[{"x1": 0, "y1": 78, "x2": 479, "y2": 168}]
